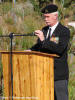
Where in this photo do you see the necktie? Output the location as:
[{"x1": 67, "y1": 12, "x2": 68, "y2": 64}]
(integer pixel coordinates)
[{"x1": 48, "y1": 28, "x2": 51, "y2": 40}]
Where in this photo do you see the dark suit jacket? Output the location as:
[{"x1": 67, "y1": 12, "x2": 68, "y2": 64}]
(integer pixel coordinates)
[{"x1": 30, "y1": 23, "x2": 70, "y2": 81}]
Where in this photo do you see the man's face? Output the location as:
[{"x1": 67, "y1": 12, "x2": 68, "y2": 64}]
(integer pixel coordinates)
[{"x1": 43, "y1": 13, "x2": 58, "y2": 27}]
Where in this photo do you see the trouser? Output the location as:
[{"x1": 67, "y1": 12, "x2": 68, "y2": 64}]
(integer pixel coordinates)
[{"x1": 54, "y1": 80, "x2": 68, "y2": 100}]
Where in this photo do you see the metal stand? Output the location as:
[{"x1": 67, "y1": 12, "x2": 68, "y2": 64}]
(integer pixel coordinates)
[{"x1": 0, "y1": 32, "x2": 35, "y2": 100}]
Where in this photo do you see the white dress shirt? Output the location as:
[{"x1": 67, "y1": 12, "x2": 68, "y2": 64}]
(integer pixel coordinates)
[{"x1": 46, "y1": 22, "x2": 59, "y2": 38}]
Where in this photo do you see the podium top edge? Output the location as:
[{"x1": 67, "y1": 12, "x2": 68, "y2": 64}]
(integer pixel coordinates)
[{"x1": 0, "y1": 50, "x2": 59, "y2": 57}]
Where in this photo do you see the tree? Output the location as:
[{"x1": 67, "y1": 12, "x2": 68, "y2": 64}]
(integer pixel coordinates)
[
  {"x1": 56, "y1": 0, "x2": 73, "y2": 7},
  {"x1": 38, "y1": 0, "x2": 53, "y2": 8}
]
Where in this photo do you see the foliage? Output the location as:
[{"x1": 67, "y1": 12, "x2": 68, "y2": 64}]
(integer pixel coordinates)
[
  {"x1": 0, "y1": 60, "x2": 2, "y2": 79},
  {"x1": 30, "y1": 0, "x2": 74, "y2": 9},
  {"x1": 68, "y1": 54, "x2": 75, "y2": 100},
  {"x1": 1, "y1": 0, "x2": 27, "y2": 2},
  {"x1": 4, "y1": 17, "x2": 14, "y2": 25},
  {"x1": 63, "y1": 0, "x2": 74, "y2": 7},
  {"x1": 0, "y1": 27, "x2": 3, "y2": 35},
  {"x1": 16, "y1": 0, "x2": 27, "y2": 2},
  {"x1": 67, "y1": 26, "x2": 75, "y2": 55},
  {"x1": 30, "y1": 0, "x2": 40, "y2": 13},
  {"x1": 0, "y1": 2, "x2": 12, "y2": 14},
  {"x1": 0, "y1": 2, "x2": 45, "y2": 34},
  {"x1": 30, "y1": 0, "x2": 52, "y2": 12},
  {"x1": 68, "y1": 26, "x2": 75, "y2": 41}
]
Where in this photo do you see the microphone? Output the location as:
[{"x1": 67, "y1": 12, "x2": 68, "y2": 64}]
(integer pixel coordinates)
[
  {"x1": 9, "y1": 32, "x2": 36, "y2": 37},
  {"x1": 9, "y1": 32, "x2": 14, "y2": 39}
]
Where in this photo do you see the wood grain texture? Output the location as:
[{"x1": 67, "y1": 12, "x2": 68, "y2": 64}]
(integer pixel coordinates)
[
  {"x1": 1, "y1": 51, "x2": 55, "y2": 100},
  {"x1": 2, "y1": 54, "x2": 12, "y2": 100}
]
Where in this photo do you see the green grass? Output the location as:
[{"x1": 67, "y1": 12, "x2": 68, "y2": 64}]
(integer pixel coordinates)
[
  {"x1": 68, "y1": 54, "x2": 75, "y2": 100},
  {"x1": 4, "y1": 17, "x2": 14, "y2": 25},
  {"x1": 0, "y1": 2, "x2": 45, "y2": 34},
  {"x1": 0, "y1": 27, "x2": 3, "y2": 35},
  {"x1": 13, "y1": 36, "x2": 37, "y2": 50},
  {"x1": 0, "y1": 2, "x2": 12, "y2": 15},
  {"x1": 69, "y1": 77, "x2": 75, "y2": 100}
]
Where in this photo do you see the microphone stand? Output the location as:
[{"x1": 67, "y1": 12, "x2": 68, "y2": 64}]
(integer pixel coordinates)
[{"x1": 0, "y1": 32, "x2": 35, "y2": 100}]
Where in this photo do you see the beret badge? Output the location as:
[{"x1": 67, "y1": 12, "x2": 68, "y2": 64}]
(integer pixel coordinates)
[{"x1": 45, "y1": 9, "x2": 49, "y2": 13}]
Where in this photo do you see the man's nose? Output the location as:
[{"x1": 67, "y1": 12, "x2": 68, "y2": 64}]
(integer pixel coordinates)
[{"x1": 44, "y1": 17, "x2": 47, "y2": 21}]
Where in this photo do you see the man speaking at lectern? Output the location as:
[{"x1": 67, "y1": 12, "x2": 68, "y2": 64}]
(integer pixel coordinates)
[{"x1": 30, "y1": 4, "x2": 70, "y2": 100}]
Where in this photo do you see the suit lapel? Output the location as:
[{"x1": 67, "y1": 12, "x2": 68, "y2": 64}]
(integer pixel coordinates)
[
  {"x1": 51, "y1": 23, "x2": 61, "y2": 37},
  {"x1": 43, "y1": 23, "x2": 61, "y2": 39},
  {"x1": 43, "y1": 26, "x2": 49, "y2": 39}
]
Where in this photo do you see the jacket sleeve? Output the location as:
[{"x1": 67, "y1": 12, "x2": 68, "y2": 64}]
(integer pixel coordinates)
[
  {"x1": 41, "y1": 28, "x2": 70, "y2": 56},
  {"x1": 30, "y1": 38, "x2": 42, "y2": 51},
  {"x1": 30, "y1": 26, "x2": 48, "y2": 51}
]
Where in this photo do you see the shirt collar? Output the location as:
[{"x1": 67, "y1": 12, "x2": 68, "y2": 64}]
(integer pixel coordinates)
[
  {"x1": 49, "y1": 22, "x2": 59, "y2": 30},
  {"x1": 49, "y1": 22, "x2": 59, "y2": 36}
]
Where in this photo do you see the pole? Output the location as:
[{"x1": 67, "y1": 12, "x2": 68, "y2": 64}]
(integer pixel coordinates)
[
  {"x1": 13, "y1": 0, "x2": 16, "y2": 4},
  {"x1": 13, "y1": 0, "x2": 16, "y2": 8},
  {"x1": 9, "y1": 33, "x2": 14, "y2": 100}
]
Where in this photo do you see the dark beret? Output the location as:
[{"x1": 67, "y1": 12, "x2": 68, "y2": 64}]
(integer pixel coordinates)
[{"x1": 41, "y1": 4, "x2": 58, "y2": 14}]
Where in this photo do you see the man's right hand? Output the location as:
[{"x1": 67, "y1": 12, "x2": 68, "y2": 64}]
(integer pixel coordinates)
[{"x1": 34, "y1": 30, "x2": 45, "y2": 41}]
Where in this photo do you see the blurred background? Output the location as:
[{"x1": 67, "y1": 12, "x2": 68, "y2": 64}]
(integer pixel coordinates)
[{"x1": 0, "y1": 0, "x2": 75, "y2": 100}]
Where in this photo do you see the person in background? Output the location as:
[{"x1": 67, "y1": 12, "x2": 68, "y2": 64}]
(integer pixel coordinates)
[{"x1": 30, "y1": 4, "x2": 70, "y2": 100}]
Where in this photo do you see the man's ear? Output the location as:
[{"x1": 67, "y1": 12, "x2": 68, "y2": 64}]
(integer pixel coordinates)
[{"x1": 54, "y1": 13, "x2": 58, "y2": 20}]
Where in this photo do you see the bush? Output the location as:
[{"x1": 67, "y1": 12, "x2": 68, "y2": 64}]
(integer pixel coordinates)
[
  {"x1": 4, "y1": 17, "x2": 14, "y2": 25},
  {"x1": 1, "y1": 2, "x2": 12, "y2": 14},
  {"x1": 0, "y1": 27, "x2": 3, "y2": 35}
]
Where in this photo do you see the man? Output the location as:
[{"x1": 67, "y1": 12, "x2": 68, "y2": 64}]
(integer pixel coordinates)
[{"x1": 30, "y1": 4, "x2": 70, "y2": 100}]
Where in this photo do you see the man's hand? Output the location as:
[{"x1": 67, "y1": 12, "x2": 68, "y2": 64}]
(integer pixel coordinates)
[{"x1": 34, "y1": 30, "x2": 44, "y2": 41}]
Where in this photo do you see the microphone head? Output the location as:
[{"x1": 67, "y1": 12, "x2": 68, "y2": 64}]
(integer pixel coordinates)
[{"x1": 9, "y1": 32, "x2": 14, "y2": 38}]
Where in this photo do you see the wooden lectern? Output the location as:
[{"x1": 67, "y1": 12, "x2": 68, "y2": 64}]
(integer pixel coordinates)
[{"x1": 0, "y1": 51, "x2": 57, "y2": 100}]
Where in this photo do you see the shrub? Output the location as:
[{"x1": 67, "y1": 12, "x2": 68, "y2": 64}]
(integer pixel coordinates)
[
  {"x1": 4, "y1": 17, "x2": 14, "y2": 25},
  {"x1": 0, "y1": 27, "x2": 3, "y2": 35},
  {"x1": 1, "y1": 2, "x2": 12, "y2": 14}
]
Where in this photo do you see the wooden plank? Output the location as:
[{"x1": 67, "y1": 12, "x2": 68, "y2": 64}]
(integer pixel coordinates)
[
  {"x1": 13, "y1": 54, "x2": 32, "y2": 100},
  {"x1": 2, "y1": 54, "x2": 12, "y2": 100},
  {"x1": 39, "y1": 56, "x2": 44, "y2": 100},
  {"x1": 35, "y1": 55, "x2": 43, "y2": 100},
  {"x1": 49, "y1": 57, "x2": 54, "y2": 100},
  {"x1": 13, "y1": 54, "x2": 21, "y2": 99},
  {"x1": 23, "y1": 55, "x2": 32, "y2": 100},
  {"x1": 43, "y1": 57, "x2": 50, "y2": 100},
  {"x1": 29, "y1": 55, "x2": 36, "y2": 99}
]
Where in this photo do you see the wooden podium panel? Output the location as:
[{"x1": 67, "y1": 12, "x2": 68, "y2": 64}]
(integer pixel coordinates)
[{"x1": 0, "y1": 51, "x2": 56, "y2": 100}]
